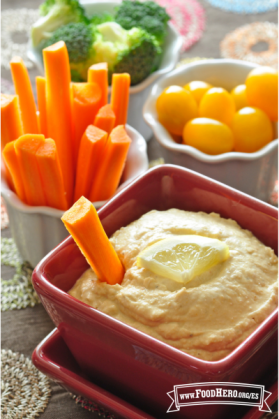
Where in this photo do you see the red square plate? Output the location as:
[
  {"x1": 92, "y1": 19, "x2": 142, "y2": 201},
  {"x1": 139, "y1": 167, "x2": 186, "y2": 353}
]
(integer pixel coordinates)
[{"x1": 32, "y1": 328, "x2": 278, "y2": 419}]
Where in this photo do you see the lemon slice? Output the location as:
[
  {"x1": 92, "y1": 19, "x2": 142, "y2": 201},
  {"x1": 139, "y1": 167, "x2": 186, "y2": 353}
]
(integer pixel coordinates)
[{"x1": 137, "y1": 235, "x2": 230, "y2": 284}]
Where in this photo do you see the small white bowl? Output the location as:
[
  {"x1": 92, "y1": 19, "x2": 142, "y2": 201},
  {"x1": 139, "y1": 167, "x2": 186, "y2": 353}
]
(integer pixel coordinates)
[
  {"x1": 27, "y1": 0, "x2": 183, "y2": 141},
  {"x1": 1, "y1": 125, "x2": 148, "y2": 268},
  {"x1": 143, "y1": 59, "x2": 278, "y2": 201}
]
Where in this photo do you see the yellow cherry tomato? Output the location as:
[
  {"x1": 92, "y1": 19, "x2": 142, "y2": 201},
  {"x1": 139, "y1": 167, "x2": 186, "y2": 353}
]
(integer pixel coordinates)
[
  {"x1": 182, "y1": 117, "x2": 234, "y2": 155},
  {"x1": 156, "y1": 85, "x2": 198, "y2": 135},
  {"x1": 183, "y1": 81, "x2": 212, "y2": 105},
  {"x1": 245, "y1": 66, "x2": 278, "y2": 122},
  {"x1": 199, "y1": 87, "x2": 236, "y2": 126},
  {"x1": 230, "y1": 84, "x2": 248, "y2": 111},
  {"x1": 232, "y1": 107, "x2": 273, "y2": 153}
]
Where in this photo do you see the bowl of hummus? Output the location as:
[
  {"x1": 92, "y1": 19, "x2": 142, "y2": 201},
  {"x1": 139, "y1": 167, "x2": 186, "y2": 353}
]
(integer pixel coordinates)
[{"x1": 32, "y1": 164, "x2": 278, "y2": 419}]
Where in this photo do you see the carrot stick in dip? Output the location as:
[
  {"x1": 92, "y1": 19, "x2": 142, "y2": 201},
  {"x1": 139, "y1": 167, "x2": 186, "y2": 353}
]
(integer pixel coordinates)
[
  {"x1": 110, "y1": 73, "x2": 130, "y2": 127},
  {"x1": 36, "y1": 138, "x2": 68, "y2": 210},
  {"x1": 36, "y1": 77, "x2": 48, "y2": 137},
  {"x1": 71, "y1": 82, "x2": 102, "y2": 164},
  {"x1": 62, "y1": 196, "x2": 124, "y2": 285},
  {"x1": 89, "y1": 125, "x2": 131, "y2": 202},
  {"x1": 93, "y1": 104, "x2": 116, "y2": 135},
  {"x1": 2, "y1": 141, "x2": 26, "y2": 202},
  {"x1": 10, "y1": 57, "x2": 39, "y2": 134},
  {"x1": 15, "y1": 134, "x2": 46, "y2": 206},
  {"x1": 43, "y1": 41, "x2": 74, "y2": 207},
  {"x1": 88, "y1": 62, "x2": 108, "y2": 108},
  {"x1": 74, "y1": 125, "x2": 108, "y2": 202}
]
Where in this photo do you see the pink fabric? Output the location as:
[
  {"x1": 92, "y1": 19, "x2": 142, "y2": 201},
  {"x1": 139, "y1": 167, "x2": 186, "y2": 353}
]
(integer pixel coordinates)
[{"x1": 156, "y1": 0, "x2": 206, "y2": 51}]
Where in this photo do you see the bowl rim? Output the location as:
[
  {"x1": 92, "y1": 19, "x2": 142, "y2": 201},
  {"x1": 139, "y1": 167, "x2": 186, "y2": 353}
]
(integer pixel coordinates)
[
  {"x1": 27, "y1": 0, "x2": 183, "y2": 94},
  {"x1": 32, "y1": 164, "x2": 278, "y2": 374},
  {"x1": 143, "y1": 58, "x2": 279, "y2": 163},
  {"x1": 1, "y1": 124, "x2": 148, "y2": 215}
]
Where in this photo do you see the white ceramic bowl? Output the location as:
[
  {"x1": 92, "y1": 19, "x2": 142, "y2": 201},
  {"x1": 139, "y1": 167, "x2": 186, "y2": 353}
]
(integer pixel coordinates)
[
  {"x1": 143, "y1": 59, "x2": 278, "y2": 201},
  {"x1": 1, "y1": 125, "x2": 148, "y2": 268},
  {"x1": 27, "y1": 0, "x2": 183, "y2": 141}
]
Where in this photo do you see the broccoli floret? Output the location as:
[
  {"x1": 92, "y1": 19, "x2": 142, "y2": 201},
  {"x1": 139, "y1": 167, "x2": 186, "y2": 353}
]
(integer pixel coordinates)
[
  {"x1": 39, "y1": 0, "x2": 56, "y2": 16},
  {"x1": 92, "y1": 22, "x2": 162, "y2": 85},
  {"x1": 70, "y1": 68, "x2": 85, "y2": 82},
  {"x1": 41, "y1": 22, "x2": 96, "y2": 81},
  {"x1": 31, "y1": 0, "x2": 89, "y2": 48},
  {"x1": 42, "y1": 22, "x2": 94, "y2": 63},
  {"x1": 114, "y1": 28, "x2": 161, "y2": 85},
  {"x1": 39, "y1": 19, "x2": 162, "y2": 84},
  {"x1": 89, "y1": 12, "x2": 114, "y2": 26},
  {"x1": 114, "y1": 0, "x2": 170, "y2": 45},
  {"x1": 92, "y1": 22, "x2": 129, "y2": 68}
]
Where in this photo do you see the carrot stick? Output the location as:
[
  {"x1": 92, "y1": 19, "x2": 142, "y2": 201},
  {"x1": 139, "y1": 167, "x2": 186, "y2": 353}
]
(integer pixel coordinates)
[
  {"x1": 36, "y1": 76, "x2": 48, "y2": 137},
  {"x1": 71, "y1": 82, "x2": 102, "y2": 165},
  {"x1": 89, "y1": 125, "x2": 131, "y2": 202},
  {"x1": 1, "y1": 93, "x2": 23, "y2": 190},
  {"x1": 93, "y1": 104, "x2": 116, "y2": 135},
  {"x1": 10, "y1": 57, "x2": 39, "y2": 134},
  {"x1": 74, "y1": 125, "x2": 108, "y2": 202},
  {"x1": 110, "y1": 73, "x2": 130, "y2": 127},
  {"x1": 62, "y1": 196, "x2": 124, "y2": 285},
  {"x1": 36, "y1": 138, "x2": 68, "y2": 210},
  {"x1": 43, "y1": 41, "x2": 74, "y2": 207},
  {"x1": 88, "y1": 62, "x2": 108, "y2": 108},
  {"x1": 1, "y1": 94, "x2": 23, "y2": 151},
  {"x1": 2, "y1": 141, "x2": 26, "y2": 202},
  {"x1": 15, "y1": 134, "x2": 46, "y2": 206}
]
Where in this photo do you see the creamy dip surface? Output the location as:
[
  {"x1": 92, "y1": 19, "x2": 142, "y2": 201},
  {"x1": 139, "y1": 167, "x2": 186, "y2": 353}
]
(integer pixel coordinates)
[{"x1": 69, "y1": 209, "x2": 278, "y2": 361}]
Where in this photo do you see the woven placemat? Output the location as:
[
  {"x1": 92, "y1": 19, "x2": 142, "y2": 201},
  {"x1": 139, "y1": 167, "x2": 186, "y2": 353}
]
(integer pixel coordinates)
[
  {"x1": 220, "y1": 21, "x2": 278, "y2": 68},
  {"x1": 205, "y1": 0, "x2": 278, "y2": 14},
  {"x1": 149, "y1": 158, "x2": 165, "y2": 168},
  {"x1": 1, "y1": 237, "x2": 40, "y2": 311},
  {"x1": 176, "y1": 56, "x2": 213, "y2": 67},
  {"x1": 1, "y1": 349, "x2": 51, "y2": 418},
  {"x1": 1, "y1": 197, "x2": 9, "y2": 230},
  {"x1": 1, "y1": 8, "x2": 40, "y2": 70}
]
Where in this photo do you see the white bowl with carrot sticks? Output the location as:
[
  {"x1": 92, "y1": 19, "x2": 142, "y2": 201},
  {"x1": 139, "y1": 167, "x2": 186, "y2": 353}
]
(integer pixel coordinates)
[
  {"x1": 1, "y1": 37, "x2": 148, "y2": 267},
  {"x1": 1, "y1": 123, "x2": 148, "y2": 268},
  {"x1": 27, "y1": 0, "x2": 183, "y2": 141}
]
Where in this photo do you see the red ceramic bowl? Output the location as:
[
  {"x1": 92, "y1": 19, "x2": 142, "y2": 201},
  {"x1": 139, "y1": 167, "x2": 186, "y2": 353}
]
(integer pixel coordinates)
[
  {"x1": 32, "y1": 328, "x2": 278, "y2": 419},
  {"x1": 32, "y1": 165, "x2": 278, "y2": 419}
]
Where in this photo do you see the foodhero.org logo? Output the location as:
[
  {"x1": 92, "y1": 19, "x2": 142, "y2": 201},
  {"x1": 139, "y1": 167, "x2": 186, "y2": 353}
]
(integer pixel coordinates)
[{"x1": 167, "y1": 382, "x2": 272, "y2": 413}]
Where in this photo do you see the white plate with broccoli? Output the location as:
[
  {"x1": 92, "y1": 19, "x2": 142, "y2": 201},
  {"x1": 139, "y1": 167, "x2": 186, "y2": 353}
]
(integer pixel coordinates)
[{"x1": 28, "y1": 0, "x2": 182, "y2": 140}]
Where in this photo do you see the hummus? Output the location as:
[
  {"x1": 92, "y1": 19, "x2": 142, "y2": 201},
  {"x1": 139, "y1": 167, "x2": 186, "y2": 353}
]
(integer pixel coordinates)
[{"x1": 69, "y1": 209, "x2": 278, "y2": 361}]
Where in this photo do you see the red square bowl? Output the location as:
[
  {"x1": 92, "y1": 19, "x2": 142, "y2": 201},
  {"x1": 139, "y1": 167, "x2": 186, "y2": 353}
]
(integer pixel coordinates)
[{"x1": 32, "y1": 165, "x2": 278, "y2": 419}]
